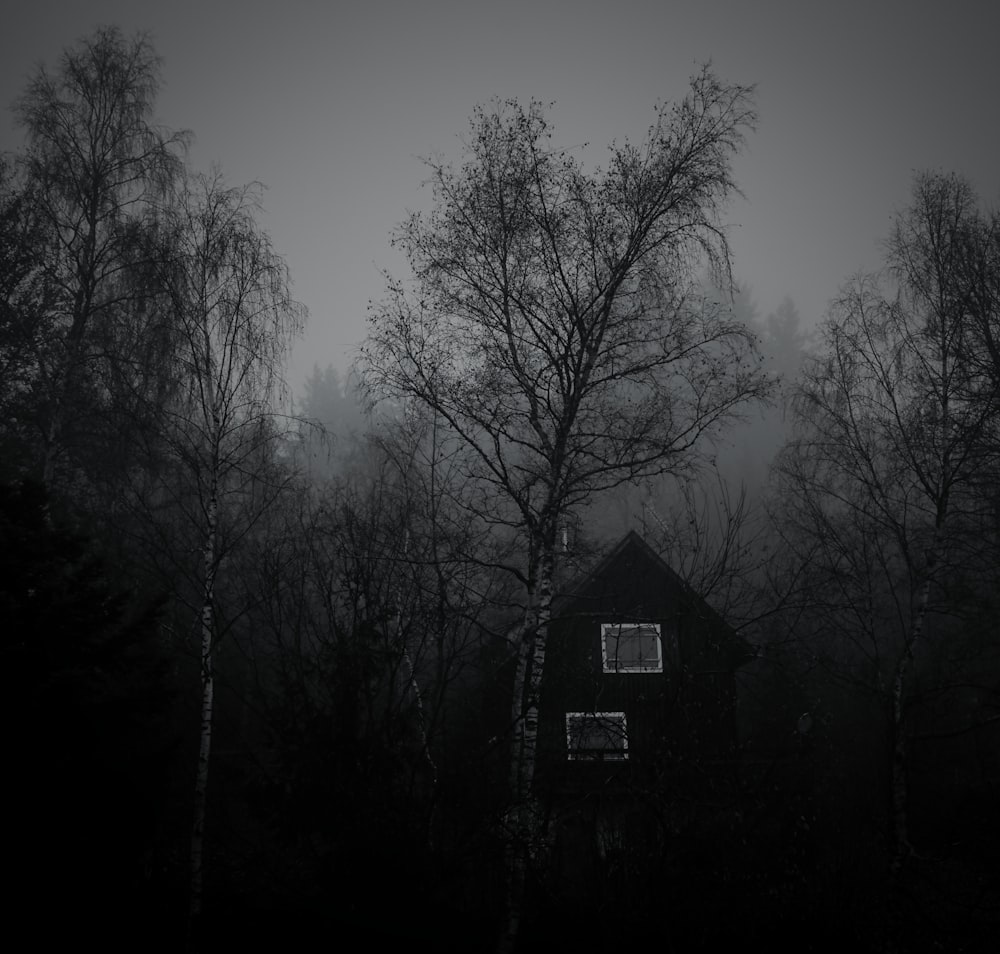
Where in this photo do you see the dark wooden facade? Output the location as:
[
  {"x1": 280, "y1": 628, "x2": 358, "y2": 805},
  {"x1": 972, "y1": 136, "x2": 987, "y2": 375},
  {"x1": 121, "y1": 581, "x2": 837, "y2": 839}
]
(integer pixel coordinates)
[
  {"x1": 526, "y1": 531, "x2": 755, "y2": 925},
  {"x1": 536, "y1": 530, "x2": 752, "y2": 800}
]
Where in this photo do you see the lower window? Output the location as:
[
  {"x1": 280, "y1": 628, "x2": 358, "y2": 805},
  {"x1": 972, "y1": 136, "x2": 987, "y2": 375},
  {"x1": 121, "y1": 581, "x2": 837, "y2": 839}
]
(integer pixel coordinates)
[{"x1": 566, "y1": 711, "x2": 628, "y2": 761}]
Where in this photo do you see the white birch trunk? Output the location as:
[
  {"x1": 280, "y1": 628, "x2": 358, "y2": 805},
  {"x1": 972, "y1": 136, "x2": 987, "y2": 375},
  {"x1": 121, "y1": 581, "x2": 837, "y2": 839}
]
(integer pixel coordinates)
[
  {"x1": 400, "y1": 622, "x2": 439, "y2": 788},
  {"x1": 517, "y1": 545, "x2": 554, "y2": 804},
  {"x1": 500, "y1": 612, "x2": 533, "y2": 954},
  {"x1": 501, "y1": 542, "x2": 555, "y2": 954},
  {"x1": 188, "y1": 464, "x2": 218, "y2": 942}
]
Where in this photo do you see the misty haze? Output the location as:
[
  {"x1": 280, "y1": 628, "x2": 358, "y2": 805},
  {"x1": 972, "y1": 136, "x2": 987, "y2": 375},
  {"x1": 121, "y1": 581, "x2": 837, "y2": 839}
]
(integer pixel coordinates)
[{"x1": 2, "y1": 7, "x2": 998, "y2": 952}]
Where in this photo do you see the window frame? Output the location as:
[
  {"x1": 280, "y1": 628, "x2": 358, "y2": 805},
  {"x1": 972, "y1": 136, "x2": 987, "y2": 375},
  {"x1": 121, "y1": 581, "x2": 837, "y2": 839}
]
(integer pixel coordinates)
[
  {"x1": 600, "y1": 621, "x2": 663, "y2": 673},
  {"x1": 565, "y1": 711, "x2": 629, "y2": 761}
]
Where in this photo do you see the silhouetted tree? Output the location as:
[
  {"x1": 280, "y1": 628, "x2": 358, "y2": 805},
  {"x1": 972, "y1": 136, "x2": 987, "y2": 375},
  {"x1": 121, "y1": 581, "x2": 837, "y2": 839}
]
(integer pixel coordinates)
[
  {"x1": 0, "y1": 158, "x2": 53, "y2": 475},
  {"x1": 295, "y1": 362, "x2": 365, "y2": 480},
  {"x1": 12, "y1": 26, "x2": 188, "y2": 485},
  {"x1": 144, "y1": 170, "x2": 304, "y2": 939},
  {"x1": 775, "y1": 172, "x2": 1000, "y2": 877},
  {"x1": 362, "y1": 67, "x2": 769, "y2": 950},
  {"x1": 218, "y1": 419, "x2": 506, "y2": 944}
]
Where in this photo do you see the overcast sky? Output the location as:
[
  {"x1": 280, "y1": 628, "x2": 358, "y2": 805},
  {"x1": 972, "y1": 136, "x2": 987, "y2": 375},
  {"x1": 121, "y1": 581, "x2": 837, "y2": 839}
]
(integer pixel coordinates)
[{"x1": 2, "y1": 0, "x2": 996, "y2": 393}]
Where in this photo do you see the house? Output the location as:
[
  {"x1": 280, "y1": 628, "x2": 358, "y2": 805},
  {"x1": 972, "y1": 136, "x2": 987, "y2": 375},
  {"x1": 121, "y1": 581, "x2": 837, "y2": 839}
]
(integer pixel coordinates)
[
  {"x1": 537, "y1": 529, "x2": 752, "y2": 784},
  {"x1": 532, "y1": 530, "x2": 754, "y2": 914}
]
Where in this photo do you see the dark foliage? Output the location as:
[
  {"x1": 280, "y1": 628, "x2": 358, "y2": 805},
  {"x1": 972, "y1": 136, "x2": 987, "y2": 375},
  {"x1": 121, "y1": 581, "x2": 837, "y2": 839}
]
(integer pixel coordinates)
[
  {"x1": 0, "y1": 481, "x2": 176, "y2": 947},
  {"x1": 5, "y1": 25, "x2": 1000, "y2": 954}
]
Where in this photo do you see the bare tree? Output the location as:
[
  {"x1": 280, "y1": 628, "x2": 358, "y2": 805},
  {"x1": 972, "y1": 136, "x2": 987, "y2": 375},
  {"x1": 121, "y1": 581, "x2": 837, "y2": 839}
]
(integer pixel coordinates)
[
  {"x1": 775, "y1": 172, "x2": 999, "y2": 872},
  {"x1": 222, "y1": 417, "x2": 508, "y2": 926},
  {"x1": 0, "y1": 158, "x2": 52, "y2": 468},
  {"x1": 12, "y1": 26, "x2": 188, "y2": 484},
  {"x1": 361, "y1": 67, "x2": 769, "y2": 949},
  {"x1": 944, "y1": 177, "x2": 1000, "y2": 450},
  {"x1": 146, "y1": 170, "x2": 304, "y2": 941},
  {"x1": 640, "y1": 472, "x2": 770, "y2": 625}
]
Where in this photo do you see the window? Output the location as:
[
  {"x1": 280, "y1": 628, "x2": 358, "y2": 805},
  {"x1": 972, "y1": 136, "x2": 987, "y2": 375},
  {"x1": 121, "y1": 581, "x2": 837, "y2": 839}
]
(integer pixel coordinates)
[
  {"x1": 566, "y1": 711, "x2": 628, "y2": 761},
  {"x1": 601, "y1": 622, "x2": 662, "y2": 673}
]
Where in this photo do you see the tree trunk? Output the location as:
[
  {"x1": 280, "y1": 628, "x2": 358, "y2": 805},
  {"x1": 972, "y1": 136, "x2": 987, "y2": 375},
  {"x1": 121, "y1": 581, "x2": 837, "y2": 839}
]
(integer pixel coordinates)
[
  {"x1": 500, "y1": 599, "x2": 535, "y2": 954},
  {"x1": 500, "y1": 540, "x2": 555, "y2": 954},
  {"x1": 517, "y1": 544, "x2": 554, "y2": 803},
  {"x1": 188, "y1": 470, "x2": 218, "y2": 948},
  {"x1": 889, "y1": 560, "x2": 936, "y2": 875}
]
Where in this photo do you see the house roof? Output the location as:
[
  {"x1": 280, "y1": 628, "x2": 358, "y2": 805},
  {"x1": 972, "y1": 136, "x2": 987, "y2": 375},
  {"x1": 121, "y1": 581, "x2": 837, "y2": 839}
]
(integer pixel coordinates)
[{"x1": 553, "y1": 530, "x2": 754, "y2": 666}]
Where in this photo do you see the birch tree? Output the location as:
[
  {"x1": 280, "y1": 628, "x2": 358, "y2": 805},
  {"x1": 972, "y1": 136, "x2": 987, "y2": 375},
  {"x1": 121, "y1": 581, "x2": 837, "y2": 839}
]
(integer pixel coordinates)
[
  {"x1": 362, "y1": 67, "x2": 768, "y2": 949},
  {"x1": 776, "y1": 172, "x2": 999, "y2": 872},
  {"x1": 12, "y1": 27, "x2": 187, "y2": 484},
  {"x1": 150, "y1": 171, "x2": 304, "y2": 938},
  {"x1": 0, "y1": 159, "x2": 51, "y2": 472}
]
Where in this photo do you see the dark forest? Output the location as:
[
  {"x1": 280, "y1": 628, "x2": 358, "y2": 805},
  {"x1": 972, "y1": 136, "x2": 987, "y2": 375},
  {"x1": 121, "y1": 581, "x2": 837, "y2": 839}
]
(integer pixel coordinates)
[{"x1": 3, "y1": 27, "x2": 999, "y2": 953}]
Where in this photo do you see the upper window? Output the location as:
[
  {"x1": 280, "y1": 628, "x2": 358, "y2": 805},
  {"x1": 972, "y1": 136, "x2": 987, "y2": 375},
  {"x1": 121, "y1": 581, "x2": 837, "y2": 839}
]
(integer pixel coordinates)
[
  {"x1": 566, "y1": 711, "x2": 628, "y2": 761},
  {"x1": 601, "y1": 622, "x2": 662, "y2": 673}
]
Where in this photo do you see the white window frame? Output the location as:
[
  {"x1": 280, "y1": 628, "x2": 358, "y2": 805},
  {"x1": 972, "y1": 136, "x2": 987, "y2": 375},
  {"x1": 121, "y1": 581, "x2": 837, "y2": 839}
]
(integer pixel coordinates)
[
  {"x1": 566, "y1": 711, "x2": 629, "y2": 761},
  {"x1": 601, "y1": 622, "x2": 663, "y2": 673}
]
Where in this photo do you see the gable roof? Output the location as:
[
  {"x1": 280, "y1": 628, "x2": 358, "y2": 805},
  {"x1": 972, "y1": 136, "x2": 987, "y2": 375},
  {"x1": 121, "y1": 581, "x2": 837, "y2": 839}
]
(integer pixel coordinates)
[{"x1": 553, "y1": 530, "x2": 754, "y2": 666}]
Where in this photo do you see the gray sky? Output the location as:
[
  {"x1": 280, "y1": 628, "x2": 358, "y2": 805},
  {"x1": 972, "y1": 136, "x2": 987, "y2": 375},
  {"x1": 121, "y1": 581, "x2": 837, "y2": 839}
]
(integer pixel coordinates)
[{"x1": 2, "y1": 0, "x2": 996, "y2": 393}]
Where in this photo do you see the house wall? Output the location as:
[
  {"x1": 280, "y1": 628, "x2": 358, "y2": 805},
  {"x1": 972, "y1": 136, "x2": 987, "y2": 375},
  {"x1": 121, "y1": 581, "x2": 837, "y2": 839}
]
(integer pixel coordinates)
[{"x1": 536, "y1": 534, "x2": 743, "y2": 797}]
